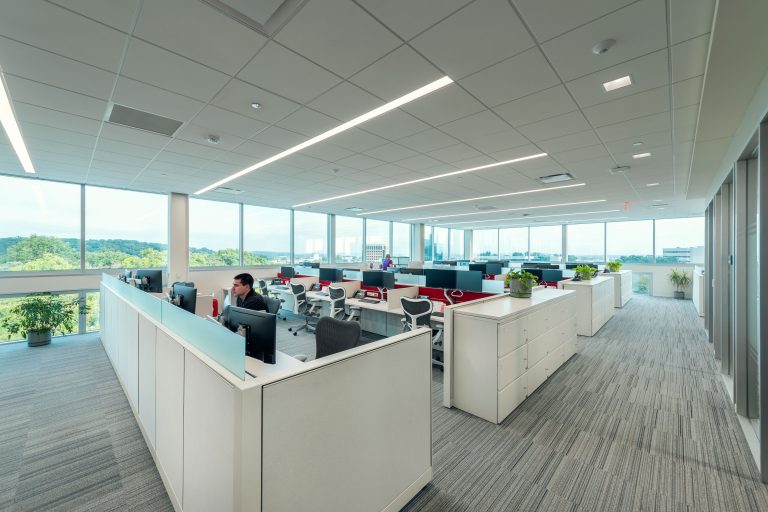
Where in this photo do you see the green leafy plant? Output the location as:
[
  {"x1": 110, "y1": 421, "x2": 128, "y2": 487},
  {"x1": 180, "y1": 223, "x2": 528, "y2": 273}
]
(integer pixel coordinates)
[
  {"x1": 575, "y1": 265, "x2": 596, "y2": 280},
  {"x1": 505, "y1": 269, "x2": 538, "y2": 288},
  {"x1": 606, "y1": 260, "x2": 622, "y2": 272},
  {"x1": 669, "y1": 269, "x2": 691, "y2": 292},
  {"x1": 1, "y1": 293, "x2": 84, "y2": 339}
]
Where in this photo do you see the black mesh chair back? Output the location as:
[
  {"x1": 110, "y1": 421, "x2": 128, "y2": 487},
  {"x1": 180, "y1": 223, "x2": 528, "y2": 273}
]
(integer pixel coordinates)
[
  {"x1": 258, "y1": 279, "x2": 268, "y2": 295},
  {"x1": 328, "y1": 286, "x2": 346, "y2": 319},
  {"x1": 265, "y1": 296, "x2": 281, "y2": 315},
  {"x1": 291, "y1": 283, "x2": 307, "y2": 312},
  {"x1": 401, "y1": 297, "x2": 433, "y2": 330},
  {"x1": 315, "y1": 316, "x2": 361, "y2": 359}
]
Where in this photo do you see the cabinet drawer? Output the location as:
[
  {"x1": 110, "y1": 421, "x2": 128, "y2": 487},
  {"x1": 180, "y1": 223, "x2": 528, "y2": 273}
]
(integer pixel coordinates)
[
  {"x1": 544, "y1": 350, "x2": 562, "y2": 377},
  {"x1": 498, "y1": 317, "x2": 527, "y2": 357},
  {"x1": 498, "y1": 345, "x2": 527, "y2": 390},
  {"x1": 498, "y1": 374, "x2": 527, "y2": 422},
  {"x1": 527, "y1": 332, "x2": 548, "y2": 367},
  {"x1": 527, "y1": 358, "x2": 547, "y2": 394},
  {"x1": 527, "y1": 306, "x2": 551, "y2": 340}
]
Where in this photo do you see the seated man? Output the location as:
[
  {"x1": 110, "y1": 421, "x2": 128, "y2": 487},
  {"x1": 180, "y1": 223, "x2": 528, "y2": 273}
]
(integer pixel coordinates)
[
  {"x1": 381, "y1": 253, "x2": 394, "y2": 270},
  {"x1": 230, "y1": 273, "x2": 267, "y2": 312}
]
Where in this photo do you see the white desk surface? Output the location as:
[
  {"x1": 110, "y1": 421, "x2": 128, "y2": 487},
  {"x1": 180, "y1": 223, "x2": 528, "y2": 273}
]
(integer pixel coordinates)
[
  {"x1": 452, "y1": 288, "x2": 574, "y2": 321},
  {"x1": 347, "y1": 297, "x2": 390, "y2": 312},
  {"x1": 561, "y1": 275, "x2": 613, "y2": 287},
  {"x1": 306, "y1": 290, "x2": 331, "y2": 301},
  {"x1": 246, "y1": 350, "x2": 304, "y2": 379}
]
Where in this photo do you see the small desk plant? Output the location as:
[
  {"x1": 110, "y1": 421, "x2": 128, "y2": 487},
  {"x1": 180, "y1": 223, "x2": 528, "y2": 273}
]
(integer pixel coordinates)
[
  {"x1": 669, "y1": 269, "x2": 691, "y2": 299},
  {"x1": 505, "y1": 269, "x2": 538, "y2": 298},
  {"x1": 1, "y1": 293, "x2": 83, "y2": 347},
  {"x1": 606, "y1": 260, "x2": 622, "y2": 273},
  {"x1": 574, "y1": 265, "x2": 596, "y2": 281}
]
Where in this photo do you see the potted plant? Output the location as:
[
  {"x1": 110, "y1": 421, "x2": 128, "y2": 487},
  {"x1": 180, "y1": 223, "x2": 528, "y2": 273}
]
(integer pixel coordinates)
[
  {"x1": 1, "y1": 293, "x2": 83, "y2": 347},
  {"x1": 575, "y1": 265, "x2": 596, "y2": 281},
  {"x1": 505, "y1": 269, "x2": 538, "y2": 298},
  {"x1": 669, "y1": 269, "x2": 691, "y2": 299},
  {"x1": 606, "y1": 260, "x2": 622, "y2": 273}
]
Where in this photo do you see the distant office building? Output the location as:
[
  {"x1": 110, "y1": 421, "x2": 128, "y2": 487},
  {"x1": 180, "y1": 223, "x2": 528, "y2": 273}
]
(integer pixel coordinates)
[
  {"x1": 365, "y1": 243, "x2": 386, "y2": 263},
  {"x1": 662, "y1": 246, "x2": 704, "y2": 263}
]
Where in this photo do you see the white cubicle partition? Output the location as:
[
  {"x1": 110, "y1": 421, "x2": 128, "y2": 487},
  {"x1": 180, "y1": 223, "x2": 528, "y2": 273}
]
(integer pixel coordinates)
[{"x1": 101, "y1": 276, "x2": 432, "y2": 512}]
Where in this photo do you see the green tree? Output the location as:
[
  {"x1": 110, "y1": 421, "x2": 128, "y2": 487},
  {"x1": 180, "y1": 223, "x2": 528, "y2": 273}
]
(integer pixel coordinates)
[{"x1": 5, "y1": 235, "x2": 79, "y2": 269}]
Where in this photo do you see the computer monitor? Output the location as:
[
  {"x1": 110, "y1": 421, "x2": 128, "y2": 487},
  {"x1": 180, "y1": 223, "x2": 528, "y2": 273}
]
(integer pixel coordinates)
[
  {"x1": 524, "y1": 268, "x2": 543, "y2": 281},
  {"x1": 122, "y1": 270, "x2": 132, "y2": 282},
  {"x1": 319, "y1": 268, "x2": 343, "y2": 282},
  {"x1": 522, "y1": 262, "x2": 540, "y2": 268},
  {"x1": 298, "y1": 261, "x2": 320, "y2": 268},
  {"x1": 565, "y1": 263, "x2": 579, "y2": 269},
  {"x1": 135, "y1": 269, "x2": 163, "y2": 293},
  {"x1": 281, "y1": 266, "x2": 295, "y2": 278},
  {"x1": 424, "y1": 269, "x2": 457, "y2": 289},
  {"x1": 382, "y1": 271, "x2": 395, "y2": 289},
  {"x1": 226, "y1": 306, "x2": 276, "y2": 364},
  {"x1": 541, "y1": 269, "x2": 563, "y2": 283},
  {"x1": 398, "y1": 268, "x2": 424, "y2": 275},
  {"x1": 456, "y1": 270, "x2": 482, "y2": 292},
  {"x1": 468, "y1": 263, "x2": 486, "y2": 273},
  {"x1": 485, "y1": 263, "x2": 502, "y2": 275},
  {"x1": 171, "y1": 285, "x2": 197, "y2": 314},
  {"x1": 362, "y1": 271, "x2": 384, "y2": 287}
]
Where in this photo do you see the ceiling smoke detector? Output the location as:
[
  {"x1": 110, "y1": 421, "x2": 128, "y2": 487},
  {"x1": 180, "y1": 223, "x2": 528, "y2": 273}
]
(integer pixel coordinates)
[
  {"x1": 207, "y1": 135, "x2": 220, "y2": 144},
  {"x1": 537, "y1": 172, "x2": 574, "y2": 184},
  {"x1": 592, "y1": 39, "x2": 616, "y2": 55}
]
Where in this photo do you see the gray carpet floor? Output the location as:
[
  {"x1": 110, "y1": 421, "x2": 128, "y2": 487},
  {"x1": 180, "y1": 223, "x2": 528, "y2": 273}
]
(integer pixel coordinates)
[{"x1": 0, "y1": 296, "x2": 765, "y2": 511}]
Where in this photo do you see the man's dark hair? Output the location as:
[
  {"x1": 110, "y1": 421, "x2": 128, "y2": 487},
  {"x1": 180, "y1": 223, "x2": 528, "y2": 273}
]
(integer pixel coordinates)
[{"x1": 234, "y1": 273, "x2": 254, "y2": 289}]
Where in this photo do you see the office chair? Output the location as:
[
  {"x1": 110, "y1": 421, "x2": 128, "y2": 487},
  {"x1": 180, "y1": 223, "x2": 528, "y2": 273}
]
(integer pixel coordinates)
[
  {"x1": 328, "y1": 286, "x2": 347, "y2": 320},
  {"x1": 288, "y1": 283, "x2": 317, "y2": 336},
  {"x1": 400, "y1": 297, "x2": 444, "y2": 370},
  {"x1": 265, "y1": 296, "x2": 281, "y2": 315},
  {"x1": 315, "y1": 316, "x2": 361, "y2": 358},
  {"x1": 258, "y1": 279, "x2": 268, "y2": 295}
]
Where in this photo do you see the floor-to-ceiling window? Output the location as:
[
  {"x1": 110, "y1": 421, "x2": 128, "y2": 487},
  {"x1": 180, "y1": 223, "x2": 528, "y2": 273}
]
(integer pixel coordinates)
[
  {"x1": 294, "y1": 211, "x2": 328, "y2": 263},
  {"x1": 566, "y1": 223, "x2": 604, "y2": 262},
  {"x1": 433, "y1": 227, "x2": 448, "y2": 261},
  {"x1": 366, "y1": 219, "x2": 389, "y2": 263},
  {"x1": 189, "y1": 199, "x2": 240, "y2": 267},
  {"x1": 606, "y1": 220, "x2": 653, "y2": 263},
  {"x1": 335, "y1": 216, "x2": 364, "y2": 263},
  {"x1": 529, "y1": 225, "x2": 562, "y2": 262},
  {"x1": 655, "y1": 217, "x2": 705, "y2": 264},
  {"x1": 243, "y1": 205, "x2": 291, "y2": 265},
  {"x1": 449, "y1": 229, "x2": 465, "y2": 260},
  {"x1": 472, "y1": 229, "x2": 498, "y2": 260},
  {"x1": 392, "y1": 222, "x2": 411, "y2": 262},
  {"x1": 423, "y1": 226, "x2": 434, "y2": 262},
  {"x1": 499, "y1": 227, "x2": 527, "y2": 261}
]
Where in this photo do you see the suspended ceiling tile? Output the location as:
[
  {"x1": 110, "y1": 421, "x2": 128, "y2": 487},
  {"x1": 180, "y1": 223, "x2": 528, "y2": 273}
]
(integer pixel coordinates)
[
  {"x1": 275, "y1": 108, "x2": 339, "y2": 138},
  {"x1": 15, "y1": 103, "x2": 102, "y2": 135},
  {"x1": 672, "y1": 76, "x2": 703, "y2": 110},
  {"x1": 594, "y1": 111, "x2": 671, "y2": 143},
  {"x1": 512, "y1": 0, "x2": 636, "y2": 43},
  {"x1": 112, "y1": 77, "x2": 204, "y2": 125},
  {"x1": 330, "y1": 129, "x2": 389, "y2": 153},
  {"x1": 355, "y1": 0, "x2": 472, "y2": 41},
  {"x1": 493, "y1": 85, "x2": 578, "y2": 128},
  {"x1": 274, "y1": 0, "x2": 401, "y2": 78},
  {"x1": 670, "y1": 0, "x2": 716, "y2": 45},
  {"x1": 401, "y1": 84, "x2": 486, "y2": 126},
  {"x1": 410, "y1": 0, "x2": 534, "y2": 80},
  {"x1": 398, "y1": 129, "x2": 459, "y2": 153},
  {"x1": 238, "y1": 42, "x2": 342, "y2": 104},
  {"x1": 582, "y1": 86, "x2": 669, "y2": 128},
  {"x1": 671, "y1": 34, "x2": 710, "y2": 83},
  {"x1": 536, "y1": 129, "x2": 602, "y2": 153},
  {"x1": 308, "y1": 81, "x2": 383, "y2": 121},
  {"x1": 211, "y1": 79, "x2": 301, "y2": 125},
  {"x1": 362, "y1": 110, "x2": 430, "y2": 140},
  {"x1": 517, "y1": 111, "x2": 592, "y2": 143}
]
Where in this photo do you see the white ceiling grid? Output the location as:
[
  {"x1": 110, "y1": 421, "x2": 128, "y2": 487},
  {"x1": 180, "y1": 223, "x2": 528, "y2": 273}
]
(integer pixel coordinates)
[{"x1": 0, "y1": 0, "x2": 718, "y2": 226}]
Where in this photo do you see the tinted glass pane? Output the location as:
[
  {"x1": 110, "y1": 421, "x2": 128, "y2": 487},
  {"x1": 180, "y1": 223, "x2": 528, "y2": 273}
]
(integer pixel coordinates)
[
  {"x1": 392, "y1": 223, "x2": 411, "y2": 259},
  {"x1": 0, "y1": 176, "x2": 80, "y2": 271},
  {"x1": 529, "y1": 225, "x2": 562, "y2": 262},
  {"x1": 365, "y1": 219, "x2": 389, "y2": 263},
  {"x1": 433, "y1": 227, "x2": 448, "y2": 261},
  {"x1": 86, "y1": 186, "x2": 168, "y2": 269},
  {"x1": 655, "y1": 217, "x2": 705, "y2": 263},
  {"x1": 189, "y1": 199, "x2": 240, "y2": 267},
  {"x1": 606, "y1": 220, "x2": 653, "y2": 263},
  {"x1": 336, "y1": 216, "x2": 363, "y2": 263},
  {"x1": 423, "y1": 226, "x2": 433, "y2": 261},
  {"x1": 449, "y1": 229, "x2": 464, "y2": 259},
  {"x1": 567, "y1": 223, "x2": 604, "y2": 262},
  {"x1": 499, "y1": 227, "x2": 527, "y2": 261},
  {"x1": 294, "y1": 211, "x2": 328, "y2": 263},
  {"x1": 243, "y1": 205, "x2": 291, "y2": 265},
  {"x1": 472, "y1": 229, "x2": 498, "y2": 259}
]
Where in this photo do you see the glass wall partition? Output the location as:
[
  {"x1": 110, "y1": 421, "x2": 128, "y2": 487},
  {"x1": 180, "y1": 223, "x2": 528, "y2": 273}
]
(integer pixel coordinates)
[
  {"x1": 392, "y1": 222, "x2": 411, "y2": 261},
  {"x1": 366, "y1": 219, "x2": 389, "y2": 263},
  {"x1": 566, "y1": 223, "x2": 605, "y2": 262},
  {"x1": 336, "y1": 216, "x2": 363, "y2": 263},
  {"x1": 189, "y1": 199, "x2": 240, "y2": 267},
  {"x1": 606, "y1": 220, "x2": 653, "y2": 263},
  {"x1": 86, "y1": 186, "x2": 168, "y2": 268},
  {"x1": 472, "y1": 229, "x2": 499, "y2": 260},
  {"x1": 499, "y1": 227, "x2": 528, "y2": 261},
  {"x1": 0, "y1": 176, "x2": 81, "y2": 271},
  {"x1": 654, "y1": 217, "x2": 705, "y2": 263},
  {"x1": 243, "y1": 205, "x2": 291, "y2": 265},
  {"x1": 529, "y1": 225, "x2": 562, "y2": 262},
  {"x1": 294, "y1": 211, "x2": 328, "y2": 263},
  {"x1": 423, "y1": 226, "x2": 434, "y2": 261},
  {"x1": 449, "y1": 229, "x2": 464, "y2": 260},
  {"x1": 433, "y1": 227, "x2": 448, "y2": 261}
]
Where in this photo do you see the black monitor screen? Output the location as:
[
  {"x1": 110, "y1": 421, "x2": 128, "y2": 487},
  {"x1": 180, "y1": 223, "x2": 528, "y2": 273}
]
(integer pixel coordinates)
[
  {"x1": 298, "y1": 261, "x2": 320, "y2": 268},
  {"x1": 398, "y1": 268, "x2": 424, "y2": 275},
  {"x1": 362, "y1": 271, "x2": 384, "y2": 287},
  {"x1": 281, "y1": 266, "x2": 295, "y2": 279},
  {"x1": 525, "y1": 268, "x2": 543, "y2": 281},
  {"x1": 135, "y1": 269, "x2": 163, "y2": 293},
  {"x1": 456, "y1": 270, "x2": 482, "y2": 292},
  {"x1": 485, "y1": 263, "x2": 502, "y2": 275},
  {"x1": 468, "y1": 263, "x2": 486, "y2": 273},
  {"x1": 424, "y1": 269, "x2": 457, "y2": 289},
  {"x1": 382, "y1": 272, "x2": 395, "y2": 289},
  {"x1": 319, "y1": 268, "x2": 343, "y2": 282},
  {"x1": 541, "y1": 269, "x2": 563, "y2": 282},
  {"x1": 227, "y1": 306, "x2": 276, "y2": 364},
  {"x1": 173, "y1": 285, "x2": 197, "y2": 314},
  {"x1": 522, "y1": 262, "x2": 539, "y2": 268},
  {"x1": 565, "y1": 263, "x2": 578, "y2": 269}
]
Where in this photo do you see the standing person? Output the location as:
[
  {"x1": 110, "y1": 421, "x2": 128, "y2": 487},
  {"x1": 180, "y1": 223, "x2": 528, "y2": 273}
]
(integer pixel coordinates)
[
  {"x1": 381, "y1": 254, "x2": 394, "y2": 270},
  {"x1": 230, "y1": 273, "x2": 267, "y2": 311}
]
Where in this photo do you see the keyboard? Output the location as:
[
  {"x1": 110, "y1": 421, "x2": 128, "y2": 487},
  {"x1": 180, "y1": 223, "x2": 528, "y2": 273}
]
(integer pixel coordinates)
[{"x1": 358, "y1": 298, "x2": 381, "y2": 304}]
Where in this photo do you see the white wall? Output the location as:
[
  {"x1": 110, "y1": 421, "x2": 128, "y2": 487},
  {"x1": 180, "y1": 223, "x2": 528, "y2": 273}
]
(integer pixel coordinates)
[
  {"x1": 0, "y1": 272, "x2": 102, "y2": 295},
  {"x1": 621, "y1": 263, "x2": 697, "y2": 299}
]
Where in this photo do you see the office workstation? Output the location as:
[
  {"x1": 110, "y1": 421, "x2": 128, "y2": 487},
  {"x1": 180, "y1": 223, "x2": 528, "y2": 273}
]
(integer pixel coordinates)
[{"x1": 3, "y1": 1, "x2": 768, "y2": 511}]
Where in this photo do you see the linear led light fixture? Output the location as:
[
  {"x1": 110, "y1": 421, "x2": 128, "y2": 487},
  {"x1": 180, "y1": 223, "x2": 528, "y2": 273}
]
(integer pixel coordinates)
[
  {"x1": 0, "y1": 66, "x2": 35, "y2": 173},
  {"x1": 602, "y1": 75, "x2": 632, "y2": 92},
  {"x1": 440, "y1": 209, "x2": 622, "y2": 226},
  {"x1": 360, "y1": 183, "x2": 585, "y2": 216},
  {"x1": 294, "y1": 152, "x2": 548, "y2": 207},
  {"x1": 404, "y1": 199, "x2": 606, "y2": 222},
  {"x1": 194, "y1": 76, "x2": 454, "y2": 195}
]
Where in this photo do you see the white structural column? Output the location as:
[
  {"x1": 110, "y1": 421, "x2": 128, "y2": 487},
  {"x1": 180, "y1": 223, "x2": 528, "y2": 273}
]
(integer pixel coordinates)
[{"x1": 168, "y1": 192, "x2": 189, "y2": 283}]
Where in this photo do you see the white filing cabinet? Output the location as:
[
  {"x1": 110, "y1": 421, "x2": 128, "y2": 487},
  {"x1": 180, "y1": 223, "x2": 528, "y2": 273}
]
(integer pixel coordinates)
[
  {"x1": 605, "y1": 270, "x2": 632, "y2": 308},
  {"x1": 452, "y1": 290, "x2": 577, "y2": 424},
  {"x1": 560, "y1": 276, "x2": 614, "y2": 336}
]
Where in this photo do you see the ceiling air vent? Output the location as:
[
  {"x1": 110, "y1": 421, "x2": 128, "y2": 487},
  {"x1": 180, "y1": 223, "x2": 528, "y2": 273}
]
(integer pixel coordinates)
[
  {"x1": 213, "y1": 186, "x2": 244, "y2": 195},
  {"x1": 537, "y1": 172, "x2": 574, "y2": 184},
  {"x1": 107, "y1": 104, "x2": 183, "y2": 137}
]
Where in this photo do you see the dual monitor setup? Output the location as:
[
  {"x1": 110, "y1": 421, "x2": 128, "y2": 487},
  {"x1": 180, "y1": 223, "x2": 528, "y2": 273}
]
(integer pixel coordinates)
[
  {"x1": 280, "y1": 266, "x2": 344, "y2": 282},
  {"x1": 121, "y1": 269, "x2": 163, "y2": 293},
  {"x1": 222, "y1": 306, "x2": 277, "y2": 365}
]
